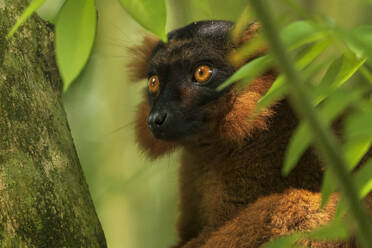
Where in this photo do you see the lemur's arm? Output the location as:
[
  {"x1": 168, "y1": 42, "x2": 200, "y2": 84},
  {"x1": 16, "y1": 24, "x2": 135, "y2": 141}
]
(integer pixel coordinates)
[{"x1": 179, "y1": 189, "x2": 353, "y2": 248}]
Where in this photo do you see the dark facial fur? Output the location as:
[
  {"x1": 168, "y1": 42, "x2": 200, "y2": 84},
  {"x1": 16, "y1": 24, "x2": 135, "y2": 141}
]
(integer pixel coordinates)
[
  {"x1": 130, "y1": 20, "x2": 271, "y2": 157},
  {"x1": 145, "y1": 21, "x2": 236, "y2": 141}
]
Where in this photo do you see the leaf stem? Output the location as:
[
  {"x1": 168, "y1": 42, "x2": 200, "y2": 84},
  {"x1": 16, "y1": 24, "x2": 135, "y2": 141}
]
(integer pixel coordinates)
[{"x1": 249, "y1": 0, "x2": 372, "y2": 246}]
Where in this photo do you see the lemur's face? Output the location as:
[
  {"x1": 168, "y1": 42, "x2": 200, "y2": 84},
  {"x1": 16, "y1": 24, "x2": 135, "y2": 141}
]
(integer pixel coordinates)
[{"x1": 145, "y1": 21, "x2": 235, "y2": 141}]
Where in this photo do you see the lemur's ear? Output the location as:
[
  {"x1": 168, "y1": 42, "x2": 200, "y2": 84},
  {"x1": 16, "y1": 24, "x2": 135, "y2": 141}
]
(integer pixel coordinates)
[
  {"x1": 229, "y1": 22, "x2": 266, "y2": 68},
  {"x1": 127, "y1": 35, "x2": 159, "y2": 82},
  {"x1": 135, "y1": 99, "x2": 178, "y2": 160},
  {"x1": 238, "y1": 22, "x2": 261, "y2": 46}
]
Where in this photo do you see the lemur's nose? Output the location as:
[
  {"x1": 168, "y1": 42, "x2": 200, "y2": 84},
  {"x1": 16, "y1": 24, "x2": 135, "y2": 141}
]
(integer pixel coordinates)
[{"x1": 147, "y1": 111, "x2": 168, "y2": 129}]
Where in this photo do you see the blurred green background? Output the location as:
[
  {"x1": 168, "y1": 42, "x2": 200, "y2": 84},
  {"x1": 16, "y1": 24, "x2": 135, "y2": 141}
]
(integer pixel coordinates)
[{"x1": 36, "y1": 0, "x2": 372, "y2": 247}]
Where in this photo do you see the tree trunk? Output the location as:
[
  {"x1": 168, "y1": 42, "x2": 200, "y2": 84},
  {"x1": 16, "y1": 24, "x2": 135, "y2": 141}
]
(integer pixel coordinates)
[{"x1": 0, "y1": 0, "x2": 107, "y2": 247}]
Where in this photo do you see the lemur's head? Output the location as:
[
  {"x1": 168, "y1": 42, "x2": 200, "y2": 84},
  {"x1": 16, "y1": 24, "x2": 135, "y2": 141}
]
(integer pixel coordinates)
[{"x1": 129, "y1": 20, "x2": 275, "y2": 159}]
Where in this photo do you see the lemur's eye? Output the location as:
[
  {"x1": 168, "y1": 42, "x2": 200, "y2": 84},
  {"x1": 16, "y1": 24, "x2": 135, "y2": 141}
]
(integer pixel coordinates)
[
  {"x1": 148, "y1": 75, "x2": 160, "y2": 94},
  {"x1": 193, "y1": 65, "x2": 213, "y2": 83}
]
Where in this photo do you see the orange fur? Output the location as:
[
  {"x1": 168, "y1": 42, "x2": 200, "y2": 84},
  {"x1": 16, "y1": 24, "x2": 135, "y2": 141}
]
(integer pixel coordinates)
[
  {"x1": 213, "y1": 73, "x2": 276, "y2": 145},
  {"x1": 173, "y1": 190, "x2": 346, "y2": 248}
]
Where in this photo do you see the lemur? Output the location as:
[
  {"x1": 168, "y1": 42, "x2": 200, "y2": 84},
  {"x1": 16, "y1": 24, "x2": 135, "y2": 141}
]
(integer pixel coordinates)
[{"x1": 129, "y1": 20, "x2": 372, "y2": 248}]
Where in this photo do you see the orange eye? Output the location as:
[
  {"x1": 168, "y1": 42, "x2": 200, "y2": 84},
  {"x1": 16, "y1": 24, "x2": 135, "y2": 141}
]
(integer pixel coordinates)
[
  {"x1": 148, "y1": 75, "x2": 160, "y2": 93},
  {"x1": 194, "y1": 65, "x2": 213, "y2": 83}
]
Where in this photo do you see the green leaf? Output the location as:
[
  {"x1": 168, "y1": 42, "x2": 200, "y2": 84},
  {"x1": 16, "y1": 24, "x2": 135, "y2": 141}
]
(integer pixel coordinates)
[
  {"x1": 313, "y1": 55, "x2": 366, "y2": 105},
  {"x1": 305, "y1": 219, "x2": 349, "y2": 241},
  {"x1": 315, "y1": 57, "x2": 366, "y2": 207},
  {"x1": 334, "y1": 197, "x2": 348, "y2": 220},
  {"x1": 7, "y1": 0, "x2": 47, "y2": 39},
  {"x1": 347, "y1": 26, "x2": 372, "y2": 60},
  {"x1": 218, "y1": 55, "x2": 272, "y2": 90},
  {"x1": 282, "y1": 122, "x2": 311, "y2": 175},
  {"x1": 118, "y1": 0, "x2": 167, "y2": 41},
  {"x1": 321, "y1": 116, "x2": 372, "y2": 208},
  {"x1": 283, "y1": 90, "x2": 361, "y2": 176},
  {"x1": 225, "y1": 25, "x2": 329, "y2": 105},
  {"x1": 263, "y1": 234, "x2": 302, "y2": 248},
  {"x1": 281, "y1": 21, "x2": 325, "y2": 50},
  {"x1": 257, "y1": 76, "x2": 287, "y2": 108},
  {"x1": 55, "y1": 0, "x2": 97, "y2": 91},
  {"x1": 343, "y1": 140, "x2": 372, "y2": 171},
  {"x1": 259, "y1": 39, "x2": 331, "y2": 109},
  {"x1": 282, "y1": 54, "x2": 364, "y2": 176},
  {"x1": 345, "y1": 112, "x2": 372, "y2": 142},
  {"x1": 354, "y1": 160, "x2": 372, "y2": 198},
  {"x1": 342, "y1": 110, "x2": 372, "y2": 172},
  {"x1": 320, "y1": 170, "x2": 335, "y2": 208},
  {"x1": 296, "y1": 39, "x2": 332, "y2": 69},
  {"x1": 321, "y1": 114, "x2": 372, "y2": 211},
  {"x1": 36, "y1": 0, "x2": 66, "y2": 23},
  {"x1": 334, "y1": 160, "x2": 372, "y2": 219}
]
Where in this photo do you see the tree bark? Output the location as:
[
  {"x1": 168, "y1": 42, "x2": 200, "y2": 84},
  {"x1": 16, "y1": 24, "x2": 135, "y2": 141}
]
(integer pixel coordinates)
[{"x1": 0, "y1": 0, "x2": 107, "y2": 247}]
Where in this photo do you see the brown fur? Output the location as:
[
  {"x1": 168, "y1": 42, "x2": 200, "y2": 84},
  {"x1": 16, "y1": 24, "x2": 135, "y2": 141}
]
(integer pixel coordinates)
[
  {"x1": 130, "y1": 25, "x2": 372, "y2": 248},
  {"x1": 127, "y1": 35, "x2": 159, "y2": 81},
  {"x1": 212, "y1": 73, "x2": 276, "y2": 145}
]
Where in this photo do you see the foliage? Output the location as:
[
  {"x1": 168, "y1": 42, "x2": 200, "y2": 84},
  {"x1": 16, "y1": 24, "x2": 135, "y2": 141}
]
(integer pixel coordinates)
[
  {"x1": 55, "y1": 0, "x2": 96, "y2": 90},
  {"x1": 248, "y1": 0, "x2": 372, "y2": 246},
  {"x1": 6, "y1": 0, "x2": 372, "y2": 247},
  {"x1": 118, "y1": 0, "x2": 167, "y2": 41},
  {"x1": 7, "y1": 0, "x2": 167, "y2": 91}
]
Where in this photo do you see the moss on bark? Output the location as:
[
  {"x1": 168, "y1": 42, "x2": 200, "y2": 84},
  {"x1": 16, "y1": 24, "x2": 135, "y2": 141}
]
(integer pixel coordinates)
[{"x1": 0, "y1": 0, "x2": 107, "y2": 247}]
